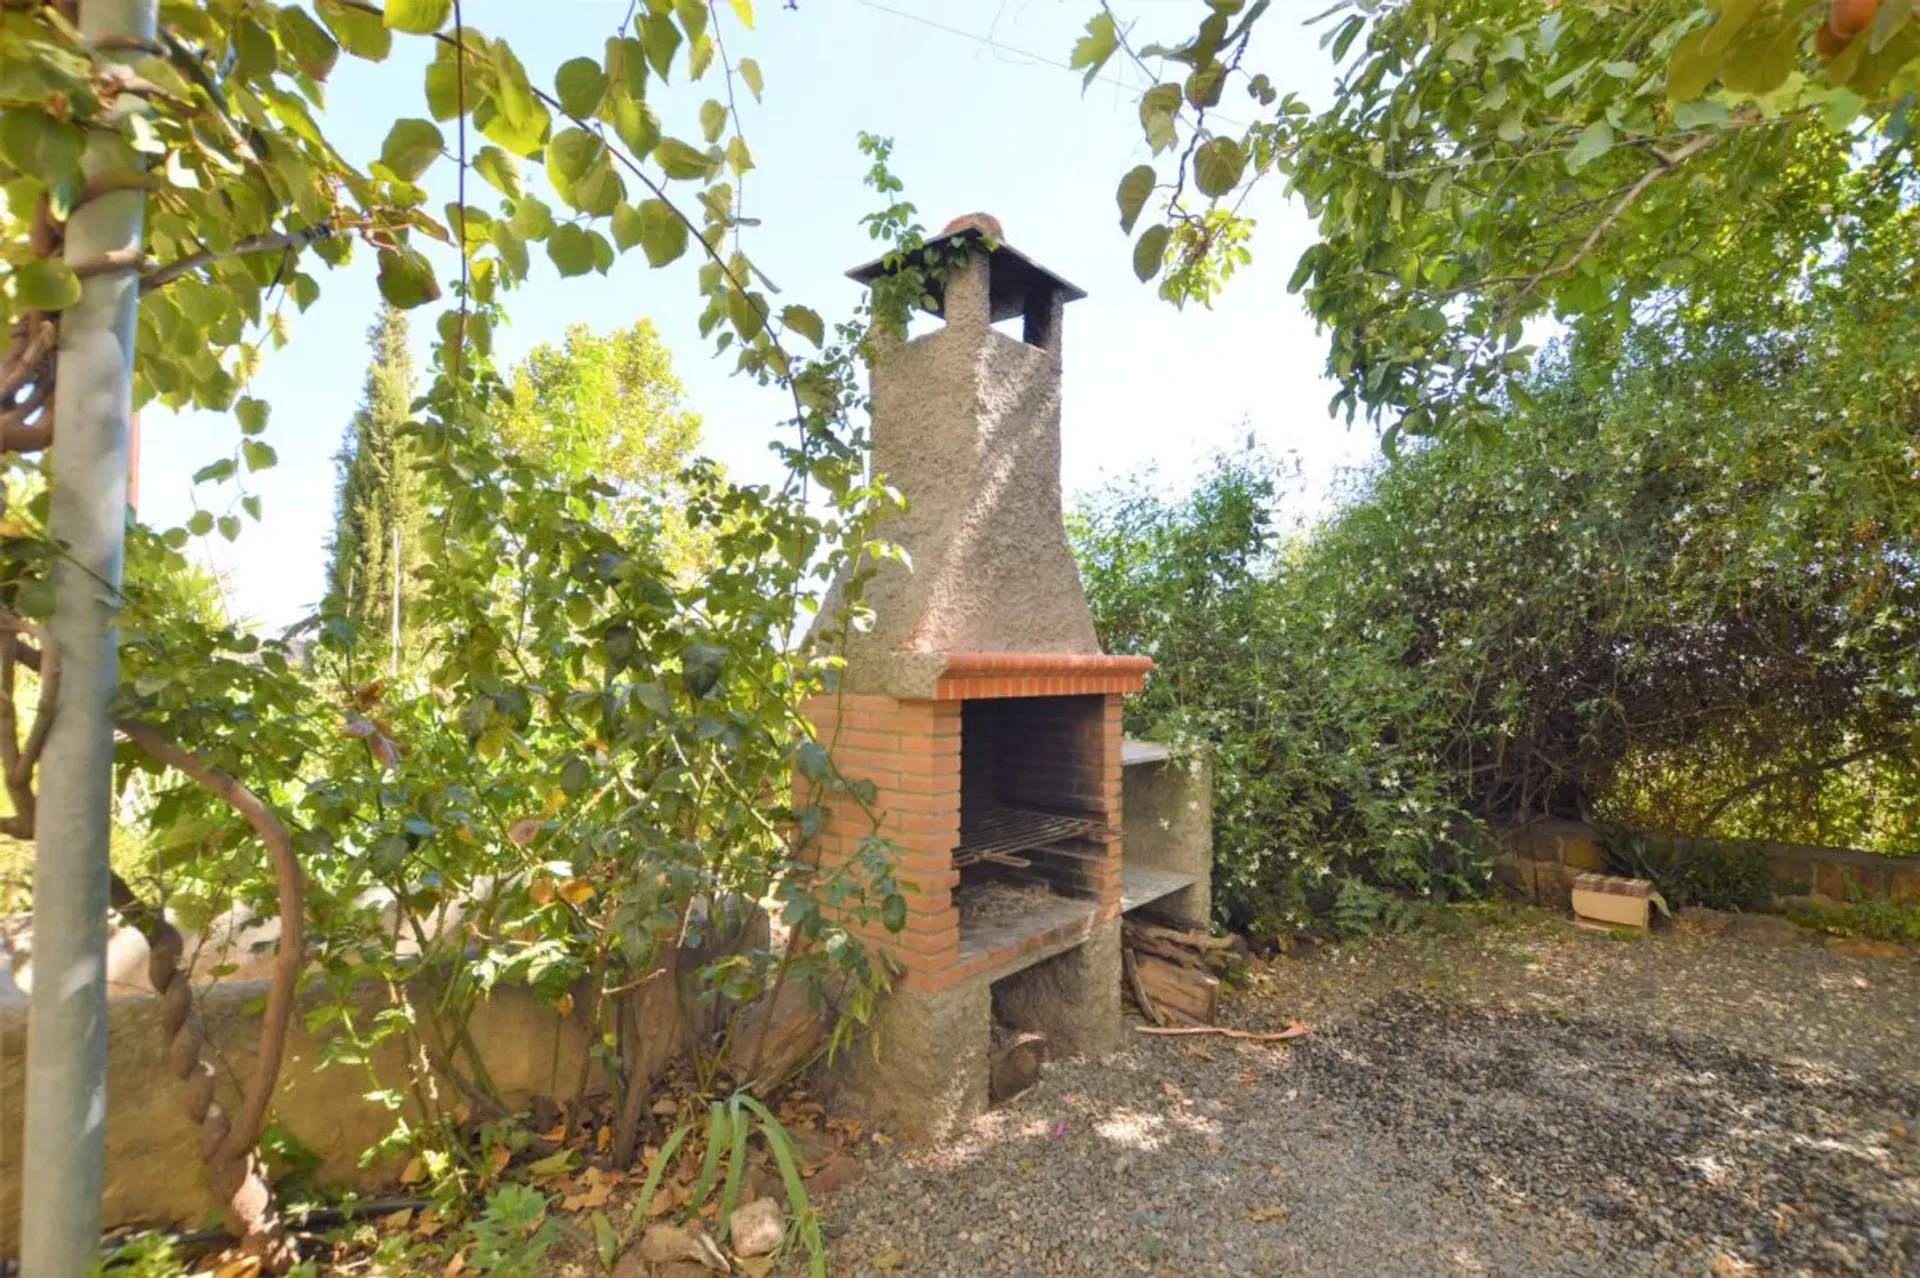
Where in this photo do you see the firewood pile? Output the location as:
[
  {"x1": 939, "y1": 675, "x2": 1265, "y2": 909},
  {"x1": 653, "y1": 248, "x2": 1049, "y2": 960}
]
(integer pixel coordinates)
[{"x1": 1120, "y1": 918, "x2": 1237, "y2": 1027}]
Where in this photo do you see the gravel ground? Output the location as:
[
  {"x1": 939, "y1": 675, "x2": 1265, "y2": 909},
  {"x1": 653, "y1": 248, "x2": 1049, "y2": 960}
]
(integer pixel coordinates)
[{"x1": 821, "y1": 908, "x2": 1920, "y2": 1276}]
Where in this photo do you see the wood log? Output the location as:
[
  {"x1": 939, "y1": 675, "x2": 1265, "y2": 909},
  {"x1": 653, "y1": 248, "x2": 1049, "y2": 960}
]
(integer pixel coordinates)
[
  {"x1": 1132, "y1": 952, "x2": 1218, "y2": 1024},
  {"x1": 1121, "y1": 947, "x2": 1162, "y2": 1026},
  {"x1": 1123, "y1": 933, "x2": 1211, "y2": 972},
  {"x1": 1126, "y1": 920, "x2": 1236, "y2": 952},
  {"x1": 988, "y1": 1027, "x2": 1047, "y2": 1103}
]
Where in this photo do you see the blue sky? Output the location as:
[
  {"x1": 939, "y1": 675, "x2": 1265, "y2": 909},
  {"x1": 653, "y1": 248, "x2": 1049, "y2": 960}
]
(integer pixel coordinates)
[{"x1": 140, "y1": 0, "x2": 1373, "y2": 631}]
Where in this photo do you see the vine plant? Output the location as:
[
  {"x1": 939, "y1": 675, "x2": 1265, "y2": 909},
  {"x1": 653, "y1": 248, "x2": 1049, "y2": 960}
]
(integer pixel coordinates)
[{"x1": 0, "y1": 0, "x2": 942, "y2": 1268}]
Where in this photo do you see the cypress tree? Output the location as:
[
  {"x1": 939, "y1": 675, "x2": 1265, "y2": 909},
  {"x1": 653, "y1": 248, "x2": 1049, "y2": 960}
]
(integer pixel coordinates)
[{"x1": 324, "y1": 305, "x2": 420, "y2": 656}]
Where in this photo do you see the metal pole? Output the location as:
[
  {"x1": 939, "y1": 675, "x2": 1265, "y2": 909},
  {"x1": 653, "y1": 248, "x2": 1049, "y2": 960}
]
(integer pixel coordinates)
[{"x1": 22, "y1": 0, "x2": 155, "y2": 1271}]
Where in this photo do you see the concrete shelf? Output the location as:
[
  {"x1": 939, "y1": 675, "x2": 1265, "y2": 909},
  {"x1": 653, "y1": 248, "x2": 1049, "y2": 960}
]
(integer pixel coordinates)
[
  {"x1": 956, "y1": 892, "x2": 1101, "y2": 984},
  {"x1": 1121, "y1": 865, "x2": 1198, "y2": 915}
]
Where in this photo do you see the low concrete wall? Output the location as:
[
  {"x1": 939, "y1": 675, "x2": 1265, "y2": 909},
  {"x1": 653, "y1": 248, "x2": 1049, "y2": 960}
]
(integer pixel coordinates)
[
  {"x1": 1493, "y1": 819, "x2": 1920, "y2": 908},
  {"x1": 0, "y1": 978, "x2": 590, "y2": 1254}
]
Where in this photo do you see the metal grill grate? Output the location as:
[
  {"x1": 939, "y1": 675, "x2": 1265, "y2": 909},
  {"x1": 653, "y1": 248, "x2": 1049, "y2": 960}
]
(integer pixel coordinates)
[{"x1": 953, "y1": 807, "x2": 1112, "y2": 869}]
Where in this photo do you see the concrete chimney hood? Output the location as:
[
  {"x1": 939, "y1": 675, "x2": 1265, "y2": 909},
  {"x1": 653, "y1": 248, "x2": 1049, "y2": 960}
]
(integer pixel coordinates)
[{"x1": 818, "y1": 214, "x2": 1144, "y2": 700}]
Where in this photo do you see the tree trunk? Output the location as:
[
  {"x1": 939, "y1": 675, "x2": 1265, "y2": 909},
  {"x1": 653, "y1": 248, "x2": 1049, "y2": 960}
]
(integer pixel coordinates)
[{"x1": 21, "y1": 2, "x2": 154, "y2": 1271}]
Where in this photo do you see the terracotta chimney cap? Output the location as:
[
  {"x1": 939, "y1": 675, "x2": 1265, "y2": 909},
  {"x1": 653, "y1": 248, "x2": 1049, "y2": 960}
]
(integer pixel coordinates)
[{"x1": 937, "y1": 211, "x2": 1004, "y2": 240}]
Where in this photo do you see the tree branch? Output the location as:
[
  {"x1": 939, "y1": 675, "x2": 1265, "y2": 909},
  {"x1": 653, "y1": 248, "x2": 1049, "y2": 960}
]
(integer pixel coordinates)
[
  {"x1": 141, "y1": 225, "x2": 334, "y2": 293},
  {"x1": 114, "y1": 717, "x2": 304, "y2": 1165}
]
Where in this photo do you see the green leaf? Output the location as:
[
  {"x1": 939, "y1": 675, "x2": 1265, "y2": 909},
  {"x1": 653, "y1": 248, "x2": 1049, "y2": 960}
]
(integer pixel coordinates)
[
  {"x1": 652, "y1": 137, "x2": 715, "y2": 181},
  {"x1": 192, "y1": 458, "x2": 235, "y2": 484},
  {"x1": 186, "y1": 510, "x2": 213, "y2": 536},
  {"x1": 1193, "y1": 137, "x2": 1245, "y2": 198},
  {"x1": 0, "y1": 111, "x2": 83, "y2": 186},
  {"x1": 725, "y1": 136, "x2": 753, "y2": 176},
  {"x1": 384, "y1": 0, "x2": 451, "y2": 33},
  {"x1": 607, "y1": 95, "x2": 663, "y2": 155},
  {"x1": 740, "y1": 57, "x2": 764, "y2": 100},
  {"x1": 316, "y1": 0, "x2": 391, "y2": 59},
  {"x1": 379, "y1": 118, "x2": 444, "y2": 182},
  {"x1": 1672, "y1": 98, "x2": 1728, "y2": 131},
  {"x1": 275, "y1": 6, "x2": 339, "y2": 80},
  {"x1": 674, "y1": 0, "x2": 710, "y2": 45},
  {"x1": 1070, "y1": 11, "x2": 1118, "y2": 89},
  {"x1": 611, "y1": 201, "x2": 644, "y2": 251},
  {"x1": 1116, "y1": 164, "x2": 1156, "y2": 233},
  {"x1": 217, "y1": 514, "x2": 241, "y2": 542},
  {"x1": 700, "y1": 99, "x2": 727, "y2": 144},
  {"x1": 729, "y1": 0, "x2": 755, "y2": 26},
  {"x1": 509, "y1": 195, "x2": 554, "y2": 239},
  {"x1": 642, "y1": 10, "x2": 682, "y2": 80},
  {"x1": 781, "y1": 305, "x2": 825, "y2": 347},
  {"x1": 590, "y1": 1210, "x2": 617, "y2": 1272},
  {"x1": 1139, "y1": 83, "x2": 1182, "y2": 154},
  {"x1": 242, "y1": 494, "x2": 262, "y2": 521},
  {"x1": 11, "y1": 258, "x2": 80, "y2": 311},
  {"x1": 881, "y1": 892, "x2": 907, "y2": 932},
  {"x1": 1719, "y1": 23, "x2": 1800, "y2": 95},
  {"x1": 555, "y1": 57, "x2": 608, "y2": 117},
  {"x1": 490, "y1": 221, "x2": 529, "y2": 278},
  {"x1": 1701, "y1": 0, "x2": 1766, "y2": 56},
  {"x1": 1564, "y1": 119, "x2": 1613, "y2": 174},
  {"x1": 242, "y1": 439, "x2": 278, "y2": 472},
  {"x1": 1666, "y1": 28, "x2": 1719, "y2": 102},
  {"x1": 473, "y1": 145, "x2": 521, "y2": 199},
  {"x1": 547, "y1": 223, "x2": 596, "y2": 277},
  {"x1": 235, "y1": 397, "x2": 269, "y2": 436},
  {"x1": 1133, "y1": 224, "x2": 1170, "y2": 282},
  {"x1": 726, "y1": 289, "x2": 766, "y2": 344},
  {"x1": 547, "y1": 127, "x2": 602, "y2": 183},
  {"x1": 376, "y1": 247, "x2": 442, "y2": 309},
  {"x1": 1871, "y1": 0, "x2": 1914, "y2": 53},
  {"x1": 634, "y1": 199, "x2": 688, "y2": 267}
]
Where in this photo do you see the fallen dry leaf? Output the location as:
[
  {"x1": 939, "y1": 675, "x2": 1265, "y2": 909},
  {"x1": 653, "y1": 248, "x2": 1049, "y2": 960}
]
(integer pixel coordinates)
[
  {"x1": 213, "y1": 1258, "x2": 262, "y2": 1278},
  {"x1": 378, "y1": 1208, "x2": 413, "y2": 1234},
  {"x1": 399, "y1": 1155, "x2": 424, "y2": 1185},
  {"x1": 442, "y1": 1248, "x2": 467, "y2": 1277},
  {"x1": 413, "y1": 1209, "x2": 446, "y2": 1240},
  {"x1": 737, "y1": 1258, "x2": 775, "y2": 1278},
  {"x1": 1247, "y1": 1207, "x2": 1286, "y2": 1222},
  {"x1": 1893, "y1": 1124, "x2": 1912, "y2": 1143},
  {"x1": 563, "y1": 1167, "x2": 613, "y2": 1212},
  {"x1": 872, "y1": 1250, "x2": 905, "y2": 1271},
  {"x1": 1185, "y1": 1042, "x2": 1215, "y2": 1060}
]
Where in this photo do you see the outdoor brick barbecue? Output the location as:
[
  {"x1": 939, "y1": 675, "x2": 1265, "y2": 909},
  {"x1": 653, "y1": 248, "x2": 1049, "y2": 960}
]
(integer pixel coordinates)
[{"x1": 804, "y1": 216, "x2": 1174, "y2": 1135}]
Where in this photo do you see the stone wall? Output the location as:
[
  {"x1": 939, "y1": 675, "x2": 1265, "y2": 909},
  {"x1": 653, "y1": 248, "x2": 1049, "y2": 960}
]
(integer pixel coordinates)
[
  {"x1": 0, "y1": 978, "x2": 590, "y2": 1254},
  {"x1": 1493, "y1": 818, "x2": 1920, "y2": 908}
]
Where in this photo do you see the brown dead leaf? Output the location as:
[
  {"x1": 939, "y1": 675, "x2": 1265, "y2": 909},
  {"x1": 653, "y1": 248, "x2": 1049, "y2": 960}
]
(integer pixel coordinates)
[
  {"x1": 213, "y1": 1258, "x2": 262, "y2": 1278},
  {"x1": 559, "y1": 876, "x2": 595, "y2": 906},
  {"x1": 399, "y1": 1155, "x2": 425, "y2": 1185},
  {"x1": 1893, "y1": 1124, "x2": 1912, "y2": 1143},
  {"x1": 529, "y1": 877, "x2": 555, "y2": 906},
  {"x1": 413, "y1": 1209, "x2": 446, "y2": 1240},
  {"x1": 1247, "y1": 1207, "x2": 1286, "y2": 1222},
  {"x1": 1711, "y1": 1254, "x2": 1756, "y2": 1276},
  {"x1": 378, "y1": 1208, "x2": 413, "y2": 1234},
  {"x1": 486, "y1": 1144, "x2": 511, "y2": 1178},
  {"x1": 1184, "y1": 1042, "x2": 1215, "y2": 1061},
  {"x1": 443, "y1": 1248, "x2": 467, "y2": 1277},
  {"x1": 507, "y1": 817, "x2": 543, "y2": 848},
  {"x1": 597, "y1": 1123, "x2": 613, "y2": 1152},
  {"x1": 555, "y1": 990, "x2": 575, "y2": 1017},
  {"x1": 562, "y1": 1167, "x2": 613, "y2": 1212}
]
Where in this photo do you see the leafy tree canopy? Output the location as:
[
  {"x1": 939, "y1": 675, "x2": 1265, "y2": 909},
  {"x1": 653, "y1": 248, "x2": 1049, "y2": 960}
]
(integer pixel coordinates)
[
  {"x1": 1076, "y1": 0, "x2": 1920, "y2": 446},
  {"x1": 1076, "y1": 164, "x2": 1920, "y2": 935}
]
